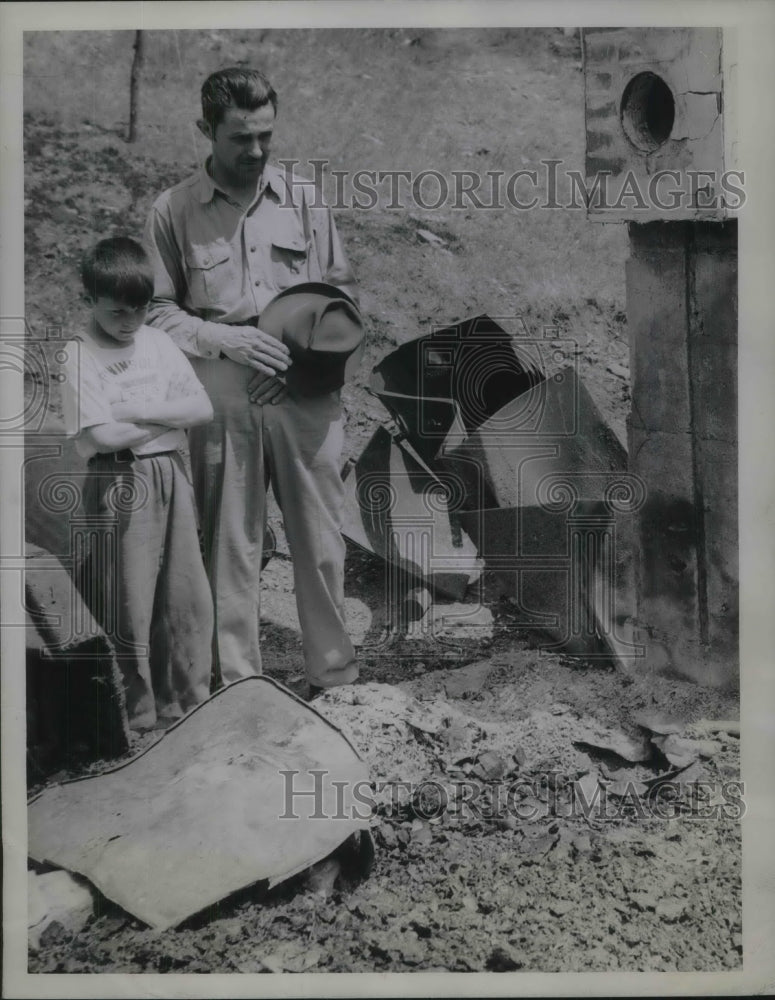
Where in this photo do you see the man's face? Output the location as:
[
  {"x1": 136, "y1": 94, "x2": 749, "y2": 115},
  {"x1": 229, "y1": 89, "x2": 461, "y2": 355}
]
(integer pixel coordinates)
[
  {"x1": 91, "y1": 296, "x2": 148, "y2": 344},
  {"x1": 206, "y1": 105, "x2": 276, "y2": 187}
]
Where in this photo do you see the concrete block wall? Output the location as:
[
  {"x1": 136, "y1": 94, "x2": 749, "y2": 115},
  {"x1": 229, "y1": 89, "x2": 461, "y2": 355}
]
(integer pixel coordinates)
[
  {"x1": 582, "y1": 27, "x2": 736, "y2": 222},
  {"x1": 626, "y1": 221, "x2": 738, "y2": 688},
  {"x1": 581, "y1": 28, "x2": 739, "y2": 688}
]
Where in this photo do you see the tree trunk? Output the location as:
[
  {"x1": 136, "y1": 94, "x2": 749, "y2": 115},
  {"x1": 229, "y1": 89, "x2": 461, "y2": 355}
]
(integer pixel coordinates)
[{"x1": 127, "y1": 30, "x2": 145, "y2": 143}]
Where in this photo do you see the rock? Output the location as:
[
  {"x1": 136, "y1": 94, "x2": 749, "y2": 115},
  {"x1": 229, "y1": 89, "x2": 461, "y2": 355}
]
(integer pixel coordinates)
[
  {"x1": 633, "y1": 711, "x2": 683, "y2": 735},
  {"x1": 218, "y1": 917, "x2": 246, "y2": 944},
  {"x1": 411, "y1": 825, "x2": 433, "y2": 848},
  {"x1": 689, "y1": 718, "x2": 740, "y2": 738},
  {"x1": 606, "y1": 362, "x2": 630, "y2": 379},
  {"x1": 406, "y1": 907, "x2": 432, "y2": 936},
  {"x1": 486, "y1": 945, "x2": 524, "y2": 971},
  {"x1": 650, "y1": 733, "x2": 698, "y2": 768},
  {"x1": 471, "y1": 750, "x2": 509, "y2": 781},
  {"x1": 496, "y1": 814, "x2": 518, "y2": 832},
  {"x1": 525, "y1": 831, "x2": 558, "y2": 856},
  {"x1": 444, "y1": 660, "x2": 493, "y2": 699},
  {"x1": 602, "y1": 765, "x2": 636, "y2": 782},
  {"x1": 378, "y1": 822, "x2": 398, "y2": 849},
  {"x1": 417, "y1": 229, "x2": 447, "y2": 247},
  {"x1": 261, "y1": 941, "x2": 323, "y2": 973},
  {"x1": 304, "y1": 856, "x2": 342, "y2": 897},
  {"x1": 629, "y1": 890, "x2": 658, "y2": 913},
  {"x1": 517, "y1": 793, "x2": 550, "y2": 822},
  {"x1": 554, "y1": 824, "x2": 576, "y2": 852},
  {"x1": 574, "y1": 770, "x2": 602, "y2": 810},
  {"x1": 674, "y1": 760, "x2": 705, "y2": 788},
  {"x1": 404, "y1": 702, "x2": 442, "y2": 735},
  {"x1": 693, "y1": 738, "x2": 724, "y2": 760},
  {"x1": 655, "y1": 899, "x2": 686, "y2": 922},
  {"x1": 28, "y1": 870, "x2": 94, "y2": 952},
  {"x1": 440, "y1": 720, "x2": 471, "y2": 754},
  {"x1": 607, "y1": 778, "x2": 648, "y2": 798},
  {"x1": 575, "y1": 724, "x2": 653, "y2": 763},
  {"x1": 571, "y1": 832, "x2": 592, "y2": 856},
  {"x1": 366, "y1": 928, "x2": 423, "y2": 964},
  {"x1": 236, "y1": 959, "x2": 266, "y2": 973},
  {"x1": 50, "y1": 205, "x2": 79, "y2": 223}
]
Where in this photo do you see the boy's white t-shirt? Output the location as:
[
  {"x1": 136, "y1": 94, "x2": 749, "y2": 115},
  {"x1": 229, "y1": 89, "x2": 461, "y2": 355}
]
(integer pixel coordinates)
[{"x1": 62, "y1": 324, "x2": 206, "y2": 459}]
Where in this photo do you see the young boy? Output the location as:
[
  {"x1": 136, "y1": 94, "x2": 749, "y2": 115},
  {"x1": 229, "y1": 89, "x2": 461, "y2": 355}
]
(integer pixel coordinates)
[{"x1": 62, "y1": 236, "x2": 215, "y2": 731}]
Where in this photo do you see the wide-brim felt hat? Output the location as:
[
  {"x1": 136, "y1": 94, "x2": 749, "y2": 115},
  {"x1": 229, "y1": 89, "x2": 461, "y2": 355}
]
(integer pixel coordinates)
[{"x1": 259, "y1": 282, "x2": 365, "y2": 396}]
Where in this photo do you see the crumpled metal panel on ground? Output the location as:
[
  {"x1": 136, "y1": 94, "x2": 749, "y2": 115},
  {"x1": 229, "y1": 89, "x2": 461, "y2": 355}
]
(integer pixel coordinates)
[
  {"x1": 341, "y1": 425, "x2": 480, "y2": 601},
  {"x1": 28, "y1": 677, "x2": 370, "y2": 930}
]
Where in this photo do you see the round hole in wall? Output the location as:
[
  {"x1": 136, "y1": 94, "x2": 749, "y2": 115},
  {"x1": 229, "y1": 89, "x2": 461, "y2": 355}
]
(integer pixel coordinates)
[{"x1": 620, "y1": 72, "x2": 675, "y2": 152}]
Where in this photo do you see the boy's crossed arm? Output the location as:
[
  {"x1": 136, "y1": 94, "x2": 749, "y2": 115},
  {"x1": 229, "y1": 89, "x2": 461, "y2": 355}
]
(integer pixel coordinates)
[
  {"x1": 82, "y1": 388, "x2": 213, "y2": 455},
  {"x1": 83, "y1": 418, "x2": 169, "y2": 455},
  {"x1": 110, "y1": 388, "x2": 213, "y2": 430}
]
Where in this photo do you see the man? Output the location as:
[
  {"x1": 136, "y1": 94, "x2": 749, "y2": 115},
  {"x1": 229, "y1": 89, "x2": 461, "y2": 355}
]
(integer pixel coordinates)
[{"x1": 143, "y1": 67, "x2": 359, "y2": 696}]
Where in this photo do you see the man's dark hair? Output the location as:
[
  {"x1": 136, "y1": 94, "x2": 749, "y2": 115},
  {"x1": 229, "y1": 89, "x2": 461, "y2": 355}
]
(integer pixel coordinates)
[
  {"x1": 81, "y1": 237, "x2": 154, "y2": 307},
  {"x1": 201, "y1": 67, "x2": 278, "y2": 132}
]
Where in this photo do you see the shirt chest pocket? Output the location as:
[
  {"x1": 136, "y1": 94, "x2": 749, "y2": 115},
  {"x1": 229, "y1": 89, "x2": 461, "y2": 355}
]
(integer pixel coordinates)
[
  {"x1": 269, "y1": 234, "x2": 311, "y2": 290},
  {"x1": 185, "y1": 242, "x2": 235, "y2": 309}
]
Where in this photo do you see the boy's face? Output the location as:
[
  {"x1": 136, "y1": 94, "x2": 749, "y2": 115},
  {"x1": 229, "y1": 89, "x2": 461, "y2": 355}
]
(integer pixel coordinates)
[{"x1": 91, "y1": 296, "x2": 148, "y2": 344}]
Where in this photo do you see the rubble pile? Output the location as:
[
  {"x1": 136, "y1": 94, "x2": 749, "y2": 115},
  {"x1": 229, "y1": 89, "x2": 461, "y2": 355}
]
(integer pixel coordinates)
[{"x1": 313, "y1": 676, "x2": 739, "y2": 837}]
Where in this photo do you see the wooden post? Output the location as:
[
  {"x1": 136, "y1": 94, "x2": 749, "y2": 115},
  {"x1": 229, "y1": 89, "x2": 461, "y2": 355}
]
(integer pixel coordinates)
[{"x1": 127, "y1": 30, "x2": 145, "y2": 143}]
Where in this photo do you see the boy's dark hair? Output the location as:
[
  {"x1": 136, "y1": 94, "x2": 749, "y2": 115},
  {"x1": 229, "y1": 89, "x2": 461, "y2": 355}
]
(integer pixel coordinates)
[
  {"x1": 201, "y1": 67, "x2": 277, "y2": 132},
  {"x1": 81, "y1": 237, "x2": 154, "y2": 307}
]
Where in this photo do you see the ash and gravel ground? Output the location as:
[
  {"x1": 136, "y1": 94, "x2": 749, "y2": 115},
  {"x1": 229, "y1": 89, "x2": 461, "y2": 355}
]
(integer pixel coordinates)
[
  {"x1": 29, "y1": 569, "x2": 742, "y2": 973},
  {"x1": 23, "y1": 27, "x2": 741, "y2": 974}
]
